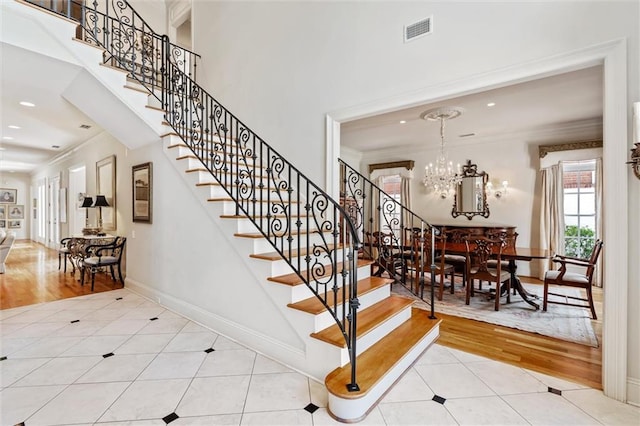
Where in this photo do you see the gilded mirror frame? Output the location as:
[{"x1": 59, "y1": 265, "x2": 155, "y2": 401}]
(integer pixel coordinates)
[{"x1": 452, "y1": 160, "x2": 490, "y2": 220}]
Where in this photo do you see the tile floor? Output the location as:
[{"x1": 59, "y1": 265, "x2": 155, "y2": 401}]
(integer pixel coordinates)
[{"x1": 1, "y1": 289, "x2": 638, "y2": 425}]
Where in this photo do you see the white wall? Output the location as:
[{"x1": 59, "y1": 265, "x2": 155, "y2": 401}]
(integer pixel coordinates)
[
  {"x1": 191, "y1": 0, "x2": 639, "y2": 403},
  {"x1": 0, "y1": 173, "x2": 31, "y2": 239}
]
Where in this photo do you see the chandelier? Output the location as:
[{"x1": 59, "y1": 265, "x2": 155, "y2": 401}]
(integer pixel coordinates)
[{"x1": 421, "y1": 107, "x2": 463, "y2": 198}]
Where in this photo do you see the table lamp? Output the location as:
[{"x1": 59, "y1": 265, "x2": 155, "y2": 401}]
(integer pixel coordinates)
[
  {"x1": 94, "y1": 195, "x2": 110, "y2": 230},
  {"x1": 81, "y1": 196, "x2": 94, "y2": 227}
]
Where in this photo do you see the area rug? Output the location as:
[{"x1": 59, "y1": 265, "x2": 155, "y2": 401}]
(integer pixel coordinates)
[{"x1": 392, "y1": 279, "x2": 599, "y2": 348}]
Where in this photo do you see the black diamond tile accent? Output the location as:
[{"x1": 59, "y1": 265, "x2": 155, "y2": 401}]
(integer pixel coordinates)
[
  {"x1": 116, "y1": 297, "x2": 123, "y2": 300},
  {"x1": 163, "y1": 412, "x2": 179, "y2": 424},
  {"x1": 0, "y1": 356, "x2": 7, "y2": 361},
  {"x1": 304, "y1": 403, "x2": 319, "y2": 413},
  {"x1": 70, "y1": 320, "x2": 80, "y2": 323},
  {"x1": 150, "y1": 317, "x2": 159, "y2": 321},
  {"x1": 103, "y1": 352, "x2": 115, "y2": 358},
  {"x1": 432, "y1": 395, "x2": 446, "y2": 404},
  {"x1": 548, "y1": 387, "x2": 562, "y2": 396},
  {"x1": 204, "y1": 348, "x2": 215, "y2": 353}
]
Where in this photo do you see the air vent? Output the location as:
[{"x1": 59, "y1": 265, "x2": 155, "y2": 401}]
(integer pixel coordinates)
[
  {"x1": 404, "y1": 16, "x2": 432, "y2": 43},
  {"x1": 459, "y1": 133, "x2": 476, "y2": 138},
  {"x1": 79, "y1": 124, "x2": 92, "y2": 129}
]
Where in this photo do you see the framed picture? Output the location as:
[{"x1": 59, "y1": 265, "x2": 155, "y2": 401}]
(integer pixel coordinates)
[
  {"x1": 0, "y1": 189, "x2": 17, "y2": 204},
  {"x1": 0, "y1": 220, "x2": 5, "y2": 228},
  {"x1": 96, "y1": 155, "x2": 116, "y2": 231},
  {"x1": 8, "y1": 220, "x2": 20, "y2": 229},
  {"x1": 0, "y1": 205, "x2": 5, "y2": 218},
  {"x1": 132, "y1": 162, "x2": 152, "y2": 223},
  {"x1": 8, "y1": 205, "x2": 24, "y2": 219}
]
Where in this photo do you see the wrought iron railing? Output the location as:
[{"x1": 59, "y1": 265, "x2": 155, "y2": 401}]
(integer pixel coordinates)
[
  {"x1": 339, "y1": 159, "x2": 437, "y2": 318},
  {"x1": 22, "y1": 0, "x2": 363, "y2": 391},
  {"x1": 24, "y1": 0, "x2": 200, "y2": 99}
]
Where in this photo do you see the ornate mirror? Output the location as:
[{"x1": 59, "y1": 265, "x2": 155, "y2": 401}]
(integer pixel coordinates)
[{"x1": 452, "y1": 160, "x2": 489, "y2": 220}]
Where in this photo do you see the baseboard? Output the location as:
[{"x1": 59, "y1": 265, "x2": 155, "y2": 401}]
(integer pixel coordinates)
[
  {"x1": 124, "y1": 277, "x2": 316, "y2": 380},
  {"x1": 627, "y1": 377, "x2": 640, "y2": 407}
]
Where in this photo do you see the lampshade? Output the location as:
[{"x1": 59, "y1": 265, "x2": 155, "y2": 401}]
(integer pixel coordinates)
[
  {"x1": 81, "y1": 196, "x2": 94, "y2": 208},
  {"x1": 94, "y1": 195, "x2": 110, "y2": 207}
]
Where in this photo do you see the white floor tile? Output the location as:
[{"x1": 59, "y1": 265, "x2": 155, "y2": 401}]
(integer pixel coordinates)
[
  {"x1": 10, "y1": 336, "x2": 85, "y2": 358},
  {"x1": 27, "y1": 382, "x2": 129, "y2": 425},
  {"x1": 243, "y1": 372, "x2": 310, "y2": 413},
  {"x1": 309, "y1": 378, "x2": 328, "y2": 408},
  {"x1": 99, "y1": 378, "x2": 190, "y2": 422},
  {"x1": 527, "y1": 370, "x2": 589, "y2": 391},
  {"x1": 445, "y1": 395, "x2": 529, "y2": 425},
  {"x1": 240, "y1": 409, "x2": 312, "y2": 425},
  {"x1": 446, "y1": 346, "x2": 491, "y2": 363},
  {"x1": 60, "y1": 335, "x2": 131, "y2": 356},
  {"x1": 176, "y1": 375, "x2": 251, "y2": 416},
  {"x1": 138, "y1": 317, "x2": 189, "y2": 334},
  {"x1": 172, "y1": 413, "x2": 241, "y2": 425},
  {"x1": 5, "y1": 321, "x2": 68, "y2": 338},
  {"x1": 83, "y1": 308, "x2": 130, "y2": 321},
  {"x1": 38, "y1": 308, "x2": 93, "y2": 322},
  {"x1": 377, "y1": 400, "x2": 458, "y2": 425},
  {"x1": 0, "y1": 322, "x2": 28, "y2": 336},
  {"x1": 120, "y1": 306, "x2": 167, "y2": 320},
  {"x1": 415, "y1": 344, "x2": 460, "y2": 365},
  {"x1": 52, "y1": 320, "x2": 112, "y2": 337},
  {"x1": 0, "y1": 357, "x2": 49, "y2": 387},
  {"x1": 138, "y1": 351, "x2": 206, "y2": 380},
  {"x1": 213, "y1": 335, "x2": 245, "y2": 350},
  {"x1": 1, "y1": 309, "x2": 58, "y2": 324},
  {"x1": 465, "y1": 360, "x2": 548, "y2": 395},
  {"x1": 414, "y1": 363, "x2": 495, "y2": 399},
  {"x1": 96, "y1": 420, "x2": 165, "y2": 425},
  {"x1": 381, "y1": 368, "x2": 434, "y2": 403},
  {"x1": 197, "y1": 349, "x2": 256, "y2": 377},
  {"x1": 311, "y1": 406, "x2": 387, "y2": 425},
  {"x1": 0, "y1": 384, "x2": 65, "y2": 425},
  {"x1": 14, "y1": 355, "x2": 101, "y2": 386},
  {"x1": 562, "y1": 388, "x2": 640, "y2": 425},
  {"x1": 76, "y1": 353, "x2": 156, "y2": 383},
  {"x1": 180, "y1": 321, "x2": 213, "y2": 333},
  {"x1": 252, "y1": 354, "x2": 293, "y2": 374},
  {"x1": 0, "y1": 337, "x2": 40, "y2": 356},
  {"x1": 501, "y1": 392, "x2": 601, "y2": 425},
  {"x1": 163, "y1": 331, "x2": 218, "y2": 352},
  {"x1": 115, "y1": 333, "x2": 174, "y2": 354},
  {"x1": 94, "y1": 318, "x2": 152, "y2": 336}
]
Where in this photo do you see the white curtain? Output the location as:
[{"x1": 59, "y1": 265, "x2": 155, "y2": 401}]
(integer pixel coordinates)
[
  {"x1": 539, "y1": 163, "x2": 564, "y2": 279},
  {"x1": 595, "y1": 158, "x2": 603, "y2": 287},
  {"x1": 401, "y1": 176, "x2": 412, "y2": 230}
]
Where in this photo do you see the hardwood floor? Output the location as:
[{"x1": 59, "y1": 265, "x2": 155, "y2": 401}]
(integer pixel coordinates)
[
  {"x1": 1, "y1": 240, "x2": 602, "y2": 390},
  {"x1": 0, "y1": 240, "x2": 124, "y2": 309}
]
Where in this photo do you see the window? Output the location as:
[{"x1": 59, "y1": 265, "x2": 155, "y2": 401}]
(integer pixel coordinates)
[
  {"x1": 380, "y1": 174, "x2": 402, "y2": 237},
  {"x1": 563, "y1": 160, "x2": 597, "y2": 258}
]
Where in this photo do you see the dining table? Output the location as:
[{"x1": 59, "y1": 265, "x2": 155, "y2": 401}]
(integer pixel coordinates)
[{"x1": 437, "y1": 242, "x2": 551, "y2": 309}]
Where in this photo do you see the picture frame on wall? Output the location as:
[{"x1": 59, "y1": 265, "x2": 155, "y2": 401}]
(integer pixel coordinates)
[
  {"x1": 8, "y1": 205, "x2": 24, "y2": 219},
  {"x1": 0, "y1": 189, "x2": 17, "y2": 204},
  {"x1": 132, "y1": 162, "x2": 152, "y2": 223},
  {"x1": 8, "y1": 220, "x2": 20, "y2": 229},
  {"x1": 0, "y1": 205, "x2": 5, "y2": 218},
  {"x1": 0, "y1": 220, "x2": 5, "y2": 228}
]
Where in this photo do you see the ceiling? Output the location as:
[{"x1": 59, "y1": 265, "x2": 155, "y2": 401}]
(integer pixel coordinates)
[
  {"x1": 341, "y1": 65, "x2": 603, "y2": 154},
  {"x1": 0, "y1": 39, "x2": 603, "y2": 174}
]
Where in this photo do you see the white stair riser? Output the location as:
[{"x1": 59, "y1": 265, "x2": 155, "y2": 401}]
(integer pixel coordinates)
[
  {"x1": 327, "y1": 324, "x2": 440, "y2": 422},
  {"x1": 288, "y1": 263, "x2": 371, "y2": 303},
  {"x1": 225, "y1": 216, "x2": 313, "y2": 234},
  {"x1": 204, "y1": 184, "x2": 290, "y2": 201},
  {"x1": 312, "y1": 284, "x2": 390, "y2": 333},
  {"x1": 238, "y1": 231, "x2": 334, "y2": 255},
  {"x1": 255, "y1": 247, "x2": 350, "y2": 278},
  {"x1": 173, "y1": 145, "x2": 257, "y2": 165}
]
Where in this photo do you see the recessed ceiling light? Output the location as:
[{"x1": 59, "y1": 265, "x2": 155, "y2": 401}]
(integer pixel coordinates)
[
  {"x1": 19, "y1": 101, "x2": 36, "y2": 107},
  {"x1": 8, "y1": 125, "x2": 21, "y2": 129},
  {"x1": 487, "y1": 102, "x2": 496, "y2": 107},
  {"x1": 2, "y1": 136, "x2": 14, "y2": 140},
  {"x1": 79, "y1": 124, "x2": 92, "y2": 129},
  {"x1": 51, "y1": 145, "x2": 60, "y2": 149},
  {"x1": 399, "y1": 120, "x2": 407, "y2": 124}
]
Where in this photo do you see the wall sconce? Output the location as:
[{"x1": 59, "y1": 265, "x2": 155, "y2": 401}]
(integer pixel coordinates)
[{"x1": 486, "y1": 180, "x2": 508, "y2": 198}]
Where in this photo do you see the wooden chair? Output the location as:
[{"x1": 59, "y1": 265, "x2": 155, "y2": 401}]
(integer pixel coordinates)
[
  {"x1": 543, "y1": 239, "x2": 603, "y2": 319},
  {"x1": 485, "y1": 230, "x2": 518, "y2": 294},
  {"x1": 464, "y1": 236, "x2": 512, "y2": 311},
  {"x1": 409, "y1": 228, "x2": 455, "y2": 300},
  {"x1": 439, "y1": 228, "x2": 473, "y2": 286},
  {"x1": 370, "y1": 231, "x2": 407, "y2": 281},
  {"x1": 81, "y1": 236, "x2": 127, "y2": 291},
  {"x1": 58, "y1": 237, "x2": 72, "y2": 273}
]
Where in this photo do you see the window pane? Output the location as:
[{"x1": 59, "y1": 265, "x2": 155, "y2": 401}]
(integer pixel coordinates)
[
  {"x1": 564, "y1": 193, "x2": 578, "y2": 215},
  {"x1": 580, "y1": 216, "x2": 595, "y2": 231},
  {"x1": 579, "y1": 193, "x2": 595, "y2": 214},
  {"x1": 564, "y1": 216, "x2": 579, "y2": 227}
]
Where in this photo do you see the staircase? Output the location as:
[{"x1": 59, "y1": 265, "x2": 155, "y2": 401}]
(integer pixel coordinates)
[{"x1": 6, "y1": 0, "x2": 441, "y2": 421}]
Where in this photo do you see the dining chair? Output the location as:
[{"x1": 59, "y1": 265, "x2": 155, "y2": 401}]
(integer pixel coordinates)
[
  {"x1": 370, "y1": 231, "x2": 409, "y2": 281},
  {"x1": 485, "y1": 230, "x2": 519, "y2": 294},
  {"x1": 409, "y1": 228, "x2": 455, "y2": 300},
  {"x1": 543, "y1": 239, "x2": 603, "y2": 319},
  {"x1": 439, "y1": 228, "x2": 473, "y2": 286},
  {"x1": 464, "y1": 236, "x2": 512, "y2": 310},
  {"x1": 58, "y1": 237, "x2": 72, "y2": 273},
  {"x1": 81, "y1": 236, "x2": 127, "y2": 291}
]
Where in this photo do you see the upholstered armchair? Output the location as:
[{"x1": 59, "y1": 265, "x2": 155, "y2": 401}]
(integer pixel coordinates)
[{"x1": 0, "y1": 230, "x2": 16, "y2": 274}]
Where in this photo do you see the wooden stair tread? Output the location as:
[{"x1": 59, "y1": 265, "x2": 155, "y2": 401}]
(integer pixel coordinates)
[
  {"x1": 287, "y1": 276, "x2": 392, "y2": 315},
  {"x1": 269, "y1": 259, "x2": 374, "y2": 286},
  {"x1": 220, "y1": 214, "x2": 288, "y2": 220},
  {"x1": 208, "y1": 197, "x2": 298, "y2": 204},
  {"x1": 234, "y1": 229, "x2": 322, "y2": 239},
  {"x1": 250, "y1": 244, "x2": 342, "y2": 261},
  {"x1": 325, "y1": 307, "x2": 440, "y2": 399},
  {"x1": 310, "y1": 295, "x2": 414, "y2": 348},
  {"x1": 145, "y1": 104, "x2": 164, "y2": 112}
]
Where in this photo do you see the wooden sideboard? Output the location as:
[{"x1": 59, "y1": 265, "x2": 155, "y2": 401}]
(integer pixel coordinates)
[{"x1": 432, "y1": 222, "x2": 517, "y2": 244}]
